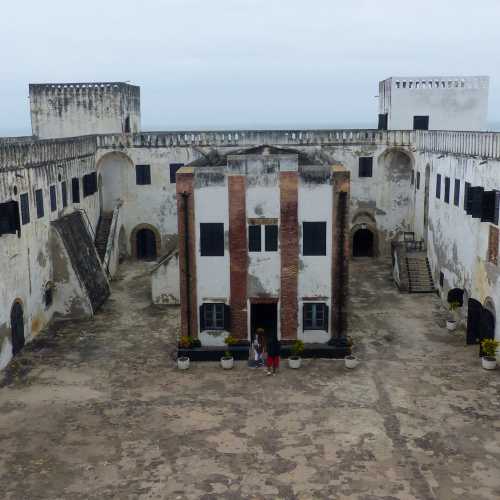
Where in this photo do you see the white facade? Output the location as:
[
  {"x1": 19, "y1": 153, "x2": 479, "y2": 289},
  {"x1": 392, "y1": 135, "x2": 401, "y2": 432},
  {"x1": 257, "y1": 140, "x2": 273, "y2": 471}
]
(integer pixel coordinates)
[{"x1": 379, "y1": 76, "x2": 489, "y2": 131}]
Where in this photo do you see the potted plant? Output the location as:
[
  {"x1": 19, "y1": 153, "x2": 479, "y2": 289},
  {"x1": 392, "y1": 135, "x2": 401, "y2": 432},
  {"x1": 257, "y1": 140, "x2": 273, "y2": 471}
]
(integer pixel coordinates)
[
  {"x1": 481, "y1": 338, "x2": 499, "y2": 370},
  {"x1": 177, "y1": 335, "x2": 192, "y2": 370},
  {"x1": 446, "y1": 301, "x2": 461, "y2": 331},
  {"x1": 221, "y1": 335, "x2": 237, "y2": 369},
  {"x1": 288, "y1": 340, "x2": 304, "y2": 369}
]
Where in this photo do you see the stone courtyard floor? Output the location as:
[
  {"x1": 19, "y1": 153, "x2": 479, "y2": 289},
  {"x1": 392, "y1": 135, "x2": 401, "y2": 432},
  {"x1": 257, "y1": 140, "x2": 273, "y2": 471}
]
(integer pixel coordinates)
[{"x1": 1, "y1": 259, "x2": 500, "y2": 500}]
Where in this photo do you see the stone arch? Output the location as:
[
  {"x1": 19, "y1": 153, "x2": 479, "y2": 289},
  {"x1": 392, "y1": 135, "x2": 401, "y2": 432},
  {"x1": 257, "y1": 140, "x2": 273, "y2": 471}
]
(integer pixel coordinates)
[
  {"x1": 130, "y1": 223, "x2": 161, "y2": 260},
  {"x1": 352, "y1": 211, "x2": 376, "y2": 225},
  {"x1": 10, "y1": 299, "x2": 25, "y2": 356},
  {"x1": 96, "y1": 151, "x2": 134, "y2": 213}
]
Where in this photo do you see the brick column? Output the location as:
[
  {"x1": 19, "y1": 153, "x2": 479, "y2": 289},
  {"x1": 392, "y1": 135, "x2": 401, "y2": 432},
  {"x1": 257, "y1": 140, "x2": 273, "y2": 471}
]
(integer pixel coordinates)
[
  {"x1": 280, "y1": 172, "x2": 299, "y2": 340},
  {"x1": 177, "y1": 168, "x2": 198, "y2": 338},
  {"x1": 331, "y1": 166, "x2": 350, "y2": 342},
  {"x1": 228, "y1": 176, "x2": 248, "y2": 341}
]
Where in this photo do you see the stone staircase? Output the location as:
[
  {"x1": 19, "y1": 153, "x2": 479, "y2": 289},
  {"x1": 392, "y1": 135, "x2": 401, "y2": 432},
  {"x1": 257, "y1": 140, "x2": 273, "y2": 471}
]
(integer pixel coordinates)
[
  {"x1": 95, "y1": 212, "x2": 113, "y2": 262},
  {"x1": 406, "y1": 254, "x2": 434, "y2": 293}
]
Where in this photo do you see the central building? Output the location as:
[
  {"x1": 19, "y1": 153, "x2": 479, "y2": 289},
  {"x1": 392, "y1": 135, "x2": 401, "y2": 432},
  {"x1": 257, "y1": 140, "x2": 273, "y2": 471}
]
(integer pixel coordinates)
[{"x1": 176, "y1": 145, "x2": 350, "y2": 349}]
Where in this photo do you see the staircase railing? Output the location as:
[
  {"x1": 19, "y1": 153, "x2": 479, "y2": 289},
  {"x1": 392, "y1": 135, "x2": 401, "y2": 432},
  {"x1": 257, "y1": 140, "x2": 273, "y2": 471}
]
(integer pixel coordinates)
[
  {"x1": 103, "y1": 202, "x2": 122, "y2": 278},
  {"x1": 75, "y1": 208, "x2": 96, "y2": 241}
]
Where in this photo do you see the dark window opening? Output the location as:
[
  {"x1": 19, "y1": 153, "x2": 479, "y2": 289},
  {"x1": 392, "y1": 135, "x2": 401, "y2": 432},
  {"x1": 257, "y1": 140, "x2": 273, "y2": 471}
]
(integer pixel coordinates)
[
  {"x1": 416, "y1": 171, "x2": 421, "y2": 190},
  {"x1": 303, "y1": 303, "x2": 328, "y2": 331},
  {"x1": 72, "y1": 178, "x2": 80, "y2": 203},
  {"x1": 50, "y1": 185, "x2": 57, "y2": 212},
  {"x1": 436, "y1": 174, "x2": 441, "y2": 199},
  {"x1": 35, "y1": 189, "x2": 44, "y2": 218},
  {"x1": 470, "y1": 186, "x2": 484, "y2": 218},
  {"x1": 199, "y1": 303, "x2": 229, "y2": 331},
  {"x1": 169, "y1": 163, "x2": 184, "y2": 184},
  {"x1": 251, "y1": 303, "x2": 277, "y2": 340},
  {"x1": 265, "y1": 225, "x2": 278, "y2": 252},
  {"x1": 358, "y1": 157, "x2": 373, "y2": 178},
  {"x1": 200, "y1": 223, "x2": 224, "y2": 256},
  {"x1": 464, "y1": 182, "x2": 472, "y2": 214},
  {"x1": 0, "y1": 200, "x2": 20, "y2": 236},
  {"x1": 83, "y1": 172, "x2": 97, "y2": 197},
  {"x1": 10, "y1": 301, "x2": 25, "y2": 356},
  {"x1": 136, "y1": 228, "x2": 157, "y2": 260},
  {"x1": 124, "y1": 115, "x2": 131, "y2": 133},
  {"x1": 413, "y1": 116, "x2": 429, "y2": 130},
  {"x1": 44, "y1": 285, "x2": 53, "y2": 308},
  {"x1": 61, "y1": 181, "x2": 68, "y2": 207},
  {"x1": 303, "y1": 221, "x2": 327, "y2": 256},
  {"x1": 136, "y1": 165, "x2": 151, "y2": 185},
  {"x1": 248, "y1": 225, "x2": 261, "y2": 252},
  {"x1": 444, "y1": 177, "x2": 450, "y2": 203},
  {"x1": 20, "y1": 193, "x2": 30, "y2": 225},
  {"x1": 378, "y1": 113, "x2": 388, "y2": 131},
  {"x1": 447, "y1": 288, "x2": 464, "y2": 307},
  {"x1": 439, "y1": 271, "x2": 444, "y2": 288},
  {"x1": 353, "y1": 228, "x2": 374, "y2": 257},
  {"x1": 481, "y1": 190, "x2": 500, "y2": 224},
  {"x1": 454, "y1": 179, "x2": 460, "y2": 207}
]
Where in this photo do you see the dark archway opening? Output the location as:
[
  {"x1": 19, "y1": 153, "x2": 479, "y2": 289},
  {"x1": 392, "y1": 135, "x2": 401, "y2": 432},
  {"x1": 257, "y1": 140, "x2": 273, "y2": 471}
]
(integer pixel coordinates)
[
  {"x1": 10, "y1": 301, "x2": 25, "y2": 356},
  {"x1": 353, "y1": 228, "x2": 374, "y2": 257},
  {"x1": 447, "y1": 288, "x2": 464, "y2": 307},
  {"x1": 251, "y1": 303, "x2": 278, "y2": 342},
  {"x1": 136, "y1": 228, "x2": 157, "y2": 260}
]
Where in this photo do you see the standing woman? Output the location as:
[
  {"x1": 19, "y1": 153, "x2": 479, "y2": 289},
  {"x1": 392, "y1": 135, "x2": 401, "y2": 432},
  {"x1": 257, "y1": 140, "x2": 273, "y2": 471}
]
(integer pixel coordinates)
[{"x1": 265, "y1": 333, "x2": 281, "y2": 376}]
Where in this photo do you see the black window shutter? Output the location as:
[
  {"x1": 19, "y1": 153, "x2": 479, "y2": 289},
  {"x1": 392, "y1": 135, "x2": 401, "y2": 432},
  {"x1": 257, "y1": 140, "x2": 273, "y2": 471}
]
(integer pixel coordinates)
[
  {"x1": 199, "y1": 304, "x2": 206, "y2": 332},
  {"x1": 481, "y1": 191, "x2": 496, "y2": 222},
  {"x1": 248, "y1": 225, "x2": 261, "y2": 252},
  {"x1": 436, "y1": 174, "x2": 441, "y2": 199},
  {"x1": 223, "y1": 304, "x2": 231, "y2": 331},
  {"x1": 20, "y1": 193, "x2": 30, "y2": 225},
  {"x1": 324, "y1": 304, "x2": 329, "y2": 332},
  {"x1": 465, "y1": 182, "x2": 472, "y2": 214},
  {"x1": 265, "y1": 225, "x2": 278, "y2": 251},
  {"x1": 302, "y1": 303, "x2": 307, "y2": 331},
  {"x1": 303, "y1": 222, "x2": 326, "y2": 256},
  {"x1": 72, "y1": 178, "x2": 80, "y2": 203},
  {"x1": 471, "y1": 187, "x2": 484, "y2": 218},
  {"x1": 444, "y1": 177, "x2": 450, "y2": 203},
  {"x1": 62, "y1": 181, "x2": 68, "y2": 207},
  {"x1": 50, "y1": 185, "x2": 57, "y2": 211},
  {"x1": 454, "y1": 179, "x2": 460, "y2": 207},
  {"x1": 494, "y1": 191, "x2": 500, "y2": 225},
  {"x1": 200, "y1": 223, "x2": 224, "y2": 256}
]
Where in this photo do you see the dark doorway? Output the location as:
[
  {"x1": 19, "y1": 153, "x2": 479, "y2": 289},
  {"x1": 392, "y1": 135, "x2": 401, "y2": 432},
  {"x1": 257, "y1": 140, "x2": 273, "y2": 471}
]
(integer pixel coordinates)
[
  {"x1": 10, "y1": 302, "x2": 25, "y2": 356},
  {"x1": 353, "y1": 228, "x2": 374, "y2": 257},
  {"x1": 136, "y1": 228, "x2": 157, "y2": 260},
  {"x1": 251, "y1": 303, "x2": 278, "y2": 342},
  {"x1": 466, "y1": 298, "x2": 482, "y2": 345},
  {"x1": 479, "y1": 308, "x2": 495, "y2": 356}
]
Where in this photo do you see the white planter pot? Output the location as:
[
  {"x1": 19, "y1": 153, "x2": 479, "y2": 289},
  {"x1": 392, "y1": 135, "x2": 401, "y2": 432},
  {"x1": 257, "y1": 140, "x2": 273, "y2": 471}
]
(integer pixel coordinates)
[
  {"x1": 220, "y1": 357, "x2": 234, "y2": 370},
  {"x1": 345, "y1": 355, "x2": 359, "y2": 369},
  {"x1": 446, "y1": 320, "x2": 457, "y2": 331},
  {"x1": 177, "y1": 357, "x2": 190, "y2": 370},
  {"x1": 288, "y1": 356, "x2": 302, "y2": 369},
  {"x1": 481, "y1": 356, "x2": 497, "y2": 370}
]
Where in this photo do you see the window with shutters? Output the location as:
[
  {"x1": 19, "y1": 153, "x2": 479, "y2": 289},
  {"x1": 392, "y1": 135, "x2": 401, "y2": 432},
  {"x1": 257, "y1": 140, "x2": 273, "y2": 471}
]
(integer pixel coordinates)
[
  {"x1": 303, "y1": 221, "x2": 326, "y2": 256},
  {"x1": 481, "y1": 190, "x2": 500, "y2": 224},
  {"x1": 20, "y1": 193, "x2": 30, "y2": 225},
  {"x1": 488, "y1": 225, "x2": 499, "y2": 265},
  {"x1": 303, "y1": 303, "x2": 328, "y2": 330},
  {"x1": 199, "y1": 303, "x2": 229, "y2": 331},
  {"x1": 416, "y1": 171, "x2": 421, "y2": 190},
  {"x1": 265, "y1": 225, "x2": 278, "y2": 251},
  {"x1": 454, "y1": 179, "x2": 460, "y2": 207},
  {"x1": 83, "y1": 172, "x2": 97, "y2": 197},
  {"x1": 170, "y1": 163, "x2": 184, "y2": 184},
  {"x1": 35, "y1": 189, "x2": 44, "y2": 218},
  {"x1": 470, "y1": 187, "x2": 484, "y2": 218},
  {"x1": 72, "y1": 178, "x2": 80, "y2": 203},
  {"x1": 50, "y1": 185, "x2": 57, "y2": 212},
  {"x1": 464, "y1": 182, "x2": 471, "y2": 214},
  {"x1": 358, "y1": 157, "x2": 373, "y2": 178},
  {"x1": 200, "y1": 223, "x2": 224, "y2": 256},
  {"x1": 61, "y1": 181, "x2": 68, "y2": 207},
  {"x1": 444, "y1": 177, "x2": 450, "y2": 203},
  {"x1": 413, "y1": 116, "x2": 429, "y2": 130},
  {"x1": 248, "y1": 225, "x2": 261, "y2": 252},
  {"x1": 436, "y1": 174, "x2": 441, "y2": 199},
  {"x1": 378, "y1": 113, "x2": 388, "y2": 130},
  {"x1": 136, "y1": 165, "x2": 151, "y2": 185},
  {"x1": 0, "y1": 201, "x2": 20, "y2": 236}
]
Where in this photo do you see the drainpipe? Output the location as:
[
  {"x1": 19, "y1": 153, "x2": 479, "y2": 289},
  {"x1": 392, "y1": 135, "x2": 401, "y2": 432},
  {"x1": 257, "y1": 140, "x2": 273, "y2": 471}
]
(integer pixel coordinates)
[{"x1": 181, "y1": 192, "x2": 191, "y2": 338}]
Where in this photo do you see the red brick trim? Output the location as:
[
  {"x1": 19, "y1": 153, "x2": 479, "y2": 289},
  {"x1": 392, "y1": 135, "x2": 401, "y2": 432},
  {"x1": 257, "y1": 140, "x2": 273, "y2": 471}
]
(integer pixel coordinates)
[
  {"x1": 228, "y1": 176, "x2": 248, "y2": 341},
  {"x1": 177, "y1": 170, "x2": 198, "y2": 338},
  {"x1": 249, "y1": 297, "x2": 279, "y2": 304},
  {"x1": 279, "y1": 172, "x2": 299, "y2": 340}
]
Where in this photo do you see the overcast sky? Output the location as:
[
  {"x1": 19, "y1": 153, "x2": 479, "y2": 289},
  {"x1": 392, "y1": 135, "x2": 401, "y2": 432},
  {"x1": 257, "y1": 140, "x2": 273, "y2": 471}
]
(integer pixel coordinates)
[{"x1": 1, "y1": 0, "x2": 499, "y2": 135}]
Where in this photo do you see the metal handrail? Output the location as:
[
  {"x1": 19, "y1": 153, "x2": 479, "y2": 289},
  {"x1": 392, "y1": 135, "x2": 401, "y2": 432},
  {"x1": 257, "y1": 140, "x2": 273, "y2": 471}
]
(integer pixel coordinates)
[
  {"x1": 104, "y1": 204, "x2": 121, "y2": 277},
  {"x1": 75, "y1": 208, "x2": 96, "y2": 241}
]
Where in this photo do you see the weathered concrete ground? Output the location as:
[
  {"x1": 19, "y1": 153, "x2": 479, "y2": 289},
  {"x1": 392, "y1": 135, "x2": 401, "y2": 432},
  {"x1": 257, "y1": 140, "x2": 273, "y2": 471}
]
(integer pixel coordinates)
[{"x1": 1, "y1": 260, "x2": 500, "y2": 500}]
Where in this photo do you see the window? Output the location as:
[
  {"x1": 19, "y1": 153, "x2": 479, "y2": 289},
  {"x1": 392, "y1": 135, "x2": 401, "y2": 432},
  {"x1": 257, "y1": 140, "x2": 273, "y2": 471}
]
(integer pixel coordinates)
[
  {"x1": 0, "y1": 201, "x2": 20, "y2": 236},
  {"x1": 83, "y1": 172, "x2": 97, "y2": 197},
  {"x1": 72, "y1": 178, "x2": 80, "y2": 203},
  {"x1": 44, "y1": 283, "x2": 53, "y2": 308},
  {"x1": 416, "y1": 172, "x2": 421, "y2": 190},
  {"x1": 170, "y1": 163, "x2": 184, "y2": 184},
  {"x1": 265, "y1": 225, "x2": 278, "y2": 251},
  {"x1": 303, "y1": 221, "x2": 327, "y2": 256},
  {"x1": 199, "y1": 303, "x2": 229, "y2": 331},
  {"x1": 481, "y1": 190, "x2": 500, "y2": 224},
  {"x1": 378, "y1": 113, "x2": 388, "y2": 131},
  {"x1": 200, "y1": 223, "x2": 224, "y2": 256},
  {"x1": 35, "y1": 189, "x2": 44, "y2": 218},
  {"x1": 136, "y1": 165, "x2": 151, "y2": 185},
  {"x1": 50, "y1": 185, "x2": 57, "y2": 212},
  {"x1": 413, "y1": 116, "x2": 429, "y2": 130},
  {"x1": 61, "y1": 181, "x2": 68, "y2": 207},
  {"x1": 303, "y1": 303, "x2": 328, "y2": 331},
  {"x1": 439, "y1": 271, "x2": 444, "y2": 288},
  {"x1": 124, "y1": 115, "x2": 130, "y2": 133},
  {"x1": 436, "y1": 174, "x2": 441, "y2": 199},
  {"x1": 444, "y1": 177, "x2": 450, "y2": 203},
  {"x1": 20, "y1": 193, "x2": 30, "y2": 225},
  {"x1": 358, "y1": 157, "x2": 373, "y2": 178},
  {"x1": 248, "y1": 225, "x2": 261, "y2": 252},
  {"x1": 470, "y1": 187, "x2": 484, "y2": 218},
  {"x1": 464, "y1": 182, "x2": 471, "y2": 214},
  {"x1": 454, "y1": 179, "x2": 460, "y2": 207}
]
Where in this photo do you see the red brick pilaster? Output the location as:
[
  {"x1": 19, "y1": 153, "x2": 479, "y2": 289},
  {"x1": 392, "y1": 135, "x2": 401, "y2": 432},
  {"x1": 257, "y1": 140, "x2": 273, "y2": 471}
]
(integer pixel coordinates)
[
  {"x1": 280, "y1": 172, "x2": 299, "y2": 340},
  {"x1": 228, "y1": 176, "x2": 248, "y2": 341},
  {"x1": 331, "y1": 167, "x2": 350, "y2": 339},
  {"x1": 177, "y1": 169, "x2": 198, "y2": 338}
]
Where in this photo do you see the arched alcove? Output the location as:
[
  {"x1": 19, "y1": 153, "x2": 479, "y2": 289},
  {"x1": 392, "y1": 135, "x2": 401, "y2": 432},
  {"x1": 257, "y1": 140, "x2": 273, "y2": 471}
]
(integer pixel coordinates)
[
  {"x1": 10, "y1": 300, "x2": 25, "y2": 356},
  {"x1": 96, "y1": 151, "x2": 133, "y2": 213},
  {"x1": 130, "y1": 224, "x2": 161, "y2": 260},
  {"x1": 352, "y1": 227, "x2": 375, "y2": 257}
]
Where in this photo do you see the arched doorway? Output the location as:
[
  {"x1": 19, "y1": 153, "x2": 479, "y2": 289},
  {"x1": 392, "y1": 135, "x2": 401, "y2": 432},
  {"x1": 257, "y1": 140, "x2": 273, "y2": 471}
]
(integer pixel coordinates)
[
  {"x1": 353, "y1": 228, "x2": 374, "y2": 257},
  {"x1": 97, "y1": 152, "x2": 133, "y2": 213},
  {"x1": 136, "y1": 228, "x2": 157, "y2": 260},
  {"x1": 10, "y1": 301, "x2": 25, "y2": 355}
]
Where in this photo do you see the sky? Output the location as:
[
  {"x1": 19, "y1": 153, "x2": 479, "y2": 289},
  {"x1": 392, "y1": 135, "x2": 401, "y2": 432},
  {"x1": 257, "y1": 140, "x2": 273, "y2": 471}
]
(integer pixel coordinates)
[{"x1": 1, "y1": 0, "x2": 500, "y2": 135}]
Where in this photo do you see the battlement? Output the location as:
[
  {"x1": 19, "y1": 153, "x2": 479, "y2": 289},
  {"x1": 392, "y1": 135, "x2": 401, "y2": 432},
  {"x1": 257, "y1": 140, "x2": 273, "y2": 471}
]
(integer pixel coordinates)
[
  {"x1": 382, "y1": 76, "x2": 489, "y2": 91},
  {"x1": 29, "y1": 82, "x2": 140, "y2": 96}
]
